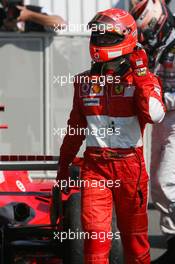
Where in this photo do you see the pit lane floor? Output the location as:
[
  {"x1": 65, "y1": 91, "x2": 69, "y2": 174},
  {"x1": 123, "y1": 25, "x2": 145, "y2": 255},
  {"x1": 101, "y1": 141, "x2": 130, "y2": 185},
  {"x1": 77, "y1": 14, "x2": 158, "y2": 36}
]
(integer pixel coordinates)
[{"x1": 149, "y1": 202, "x2": 167, "y2": 261}]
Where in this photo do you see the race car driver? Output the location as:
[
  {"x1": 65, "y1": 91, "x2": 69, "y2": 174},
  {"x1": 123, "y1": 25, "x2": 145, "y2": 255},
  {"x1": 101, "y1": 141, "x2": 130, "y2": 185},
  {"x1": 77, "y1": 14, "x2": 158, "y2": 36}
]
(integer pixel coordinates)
[
  {"x1": 56, "y1": 8, "x2": 165, "y2": 264},
  {"x1": 131, "y1": 0, "x2": 175, "y2": 263}
]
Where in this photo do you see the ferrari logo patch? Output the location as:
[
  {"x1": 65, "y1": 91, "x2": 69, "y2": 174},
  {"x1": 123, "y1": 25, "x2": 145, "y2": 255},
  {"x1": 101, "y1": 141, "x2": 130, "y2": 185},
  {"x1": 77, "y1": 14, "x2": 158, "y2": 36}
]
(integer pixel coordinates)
[{"x1": 114, "y1": 84, "x2": 124, "y2": 95}]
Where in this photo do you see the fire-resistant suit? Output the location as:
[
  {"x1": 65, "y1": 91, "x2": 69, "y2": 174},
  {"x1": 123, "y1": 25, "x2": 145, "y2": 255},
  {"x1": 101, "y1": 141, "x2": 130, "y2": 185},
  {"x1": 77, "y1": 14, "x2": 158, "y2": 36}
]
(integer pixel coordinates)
[{"x1": 57, "y1": 47, "x2": 165, "y2": 263}]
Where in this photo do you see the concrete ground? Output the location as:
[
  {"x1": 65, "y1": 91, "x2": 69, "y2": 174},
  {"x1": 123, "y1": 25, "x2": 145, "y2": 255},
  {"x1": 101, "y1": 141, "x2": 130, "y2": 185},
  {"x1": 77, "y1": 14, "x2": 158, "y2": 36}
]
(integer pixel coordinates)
[{"x1": 148, "y1": 202, "x2": 167, "y2": 262}]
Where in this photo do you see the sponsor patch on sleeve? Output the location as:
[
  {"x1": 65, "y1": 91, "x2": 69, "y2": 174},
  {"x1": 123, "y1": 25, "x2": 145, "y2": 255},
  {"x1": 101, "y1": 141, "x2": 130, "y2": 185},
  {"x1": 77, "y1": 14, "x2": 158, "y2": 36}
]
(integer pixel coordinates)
[
  {"x1": 136, "y1": 59, "x2": 143, "y2": 67},
  {"x1": 135, "y1": 67, "x2": 147, "y2": 76}
]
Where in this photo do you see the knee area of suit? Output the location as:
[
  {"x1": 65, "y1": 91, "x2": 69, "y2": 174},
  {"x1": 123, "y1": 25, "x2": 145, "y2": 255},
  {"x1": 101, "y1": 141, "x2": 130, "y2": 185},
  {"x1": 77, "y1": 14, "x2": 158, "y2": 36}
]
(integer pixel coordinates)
[
  {"x1": 121, "y1": 234, "x2": 150, "y2": 259},
  {"x1": 84, "y1": 232, "x2": 111, "y2": 255},
  {"x1": 84, "y1": 254, "x2": 109, "y2": 264},
  {"x1": 124, "y1": 250, "x2": 150, "y2": 264}
]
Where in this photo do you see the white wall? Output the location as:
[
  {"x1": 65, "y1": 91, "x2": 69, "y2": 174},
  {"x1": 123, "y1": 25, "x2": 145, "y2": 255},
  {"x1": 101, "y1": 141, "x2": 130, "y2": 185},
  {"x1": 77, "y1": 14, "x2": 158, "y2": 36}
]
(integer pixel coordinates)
[
  {"x1": 0, "y1": 33, "x2": 91, "y2": 155},
  {"x1": 25, "y1": 0, "x2": 128, "y2": 28},
  {"x1": 25, "y1": 0, "x2": 175, "y2": 25}
]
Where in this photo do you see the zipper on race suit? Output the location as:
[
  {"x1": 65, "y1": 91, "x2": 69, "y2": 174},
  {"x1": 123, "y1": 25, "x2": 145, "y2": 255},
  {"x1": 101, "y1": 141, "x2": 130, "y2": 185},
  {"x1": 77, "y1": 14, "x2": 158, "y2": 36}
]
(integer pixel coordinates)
[{"x1": 105, "y1": 72, "x2": 115, "y2": 148}]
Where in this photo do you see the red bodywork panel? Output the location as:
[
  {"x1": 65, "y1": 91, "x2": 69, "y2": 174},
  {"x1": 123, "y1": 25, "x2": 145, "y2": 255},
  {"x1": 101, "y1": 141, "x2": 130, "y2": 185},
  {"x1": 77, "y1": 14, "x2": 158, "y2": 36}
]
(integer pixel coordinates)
[{"x1": 0, "y1": 170, "x2": 80, "y2": 225}]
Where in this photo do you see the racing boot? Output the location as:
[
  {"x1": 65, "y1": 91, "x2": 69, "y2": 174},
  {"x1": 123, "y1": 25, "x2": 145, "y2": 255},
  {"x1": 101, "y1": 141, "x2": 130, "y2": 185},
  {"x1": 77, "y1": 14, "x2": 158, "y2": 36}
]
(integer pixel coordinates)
[{"x1": 151, "y1": 236, "x2": 175, "y2": 264}]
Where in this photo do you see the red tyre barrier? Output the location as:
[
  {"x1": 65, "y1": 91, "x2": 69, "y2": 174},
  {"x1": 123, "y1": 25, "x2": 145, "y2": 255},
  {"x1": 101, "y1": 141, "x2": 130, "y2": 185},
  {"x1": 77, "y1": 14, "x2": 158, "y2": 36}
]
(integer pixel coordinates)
[
  {"x1": 0, "y1": 124, "x2": 8, "y2": 129},
  {"x1": 0, "y1": 155, "x2": 59, "y2": 162},
  {"x1": 0, "y1": 105, "x2": 5, "y2": 111}
]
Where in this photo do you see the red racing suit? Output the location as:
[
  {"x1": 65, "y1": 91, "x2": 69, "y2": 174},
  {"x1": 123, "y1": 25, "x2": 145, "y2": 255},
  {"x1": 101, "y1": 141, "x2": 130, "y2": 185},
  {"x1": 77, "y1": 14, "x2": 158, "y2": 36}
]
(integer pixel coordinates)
[{"x1": 57, "y1": 50, "x2": 165, "y2": 264}]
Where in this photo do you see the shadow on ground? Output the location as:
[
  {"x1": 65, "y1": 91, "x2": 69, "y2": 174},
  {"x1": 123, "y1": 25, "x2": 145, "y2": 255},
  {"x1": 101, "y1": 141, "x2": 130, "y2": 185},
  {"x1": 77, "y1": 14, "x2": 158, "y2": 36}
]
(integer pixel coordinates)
[{"x1": 149, "y1": 235, "x2": 166, "y2": 249}]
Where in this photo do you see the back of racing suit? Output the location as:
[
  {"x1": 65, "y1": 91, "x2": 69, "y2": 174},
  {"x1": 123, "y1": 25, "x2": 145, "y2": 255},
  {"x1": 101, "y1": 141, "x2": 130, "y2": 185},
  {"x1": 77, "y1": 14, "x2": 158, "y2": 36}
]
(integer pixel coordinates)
[
  {"x1": 58, "y1": 50, "x2": 165, "y2": 264},
  {"x1": 151, "y1": 29, "x2": 175, "y2": 236}
]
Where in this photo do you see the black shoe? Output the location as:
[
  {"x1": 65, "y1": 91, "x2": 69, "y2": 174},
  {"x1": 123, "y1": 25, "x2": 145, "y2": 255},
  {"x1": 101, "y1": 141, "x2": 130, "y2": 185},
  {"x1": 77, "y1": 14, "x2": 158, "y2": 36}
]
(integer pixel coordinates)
[{"x1": 151, "y1": 237, "x2": 175, "y2": 264}]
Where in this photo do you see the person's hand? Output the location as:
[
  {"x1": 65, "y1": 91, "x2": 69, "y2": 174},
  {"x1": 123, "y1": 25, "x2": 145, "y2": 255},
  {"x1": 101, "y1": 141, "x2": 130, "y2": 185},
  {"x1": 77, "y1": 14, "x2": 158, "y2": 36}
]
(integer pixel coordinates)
[
  {"x1": 129, "y1": 48, "x2": 148, "y2": 70},
  {"x1": 129, "y1": 48, "x2": 149, "y2": 79},
  {"x1": 17, "y1": 5, "x2": 33, "y2": 22}
]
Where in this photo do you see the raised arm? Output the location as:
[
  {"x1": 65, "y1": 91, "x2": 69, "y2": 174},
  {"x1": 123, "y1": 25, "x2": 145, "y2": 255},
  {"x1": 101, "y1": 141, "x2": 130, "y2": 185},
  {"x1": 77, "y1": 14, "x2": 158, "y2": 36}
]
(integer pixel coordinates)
[
  {"x1": 17, "y1": 5, "x2": 66, "y2": 29},
  {"x1": 130, "y1": 48, "x2": 165, "y2": 124}
]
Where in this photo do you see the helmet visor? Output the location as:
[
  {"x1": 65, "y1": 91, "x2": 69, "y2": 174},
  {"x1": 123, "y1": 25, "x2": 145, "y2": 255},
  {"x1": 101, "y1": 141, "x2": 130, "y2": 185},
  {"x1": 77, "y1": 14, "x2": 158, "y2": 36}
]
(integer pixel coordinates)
[{"x1": 90, "y1": 31, "x2": 124, "y2": 47}]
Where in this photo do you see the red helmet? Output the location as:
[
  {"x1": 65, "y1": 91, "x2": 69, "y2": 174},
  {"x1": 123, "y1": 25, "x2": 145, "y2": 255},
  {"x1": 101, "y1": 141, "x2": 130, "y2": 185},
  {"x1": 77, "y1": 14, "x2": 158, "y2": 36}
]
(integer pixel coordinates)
[
  {"x1": 131, "y1": 0, "x2": 173, "y2": 48},
  {"x1": 88, "y1": 8, "x2": 138, "y2": 62}
]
